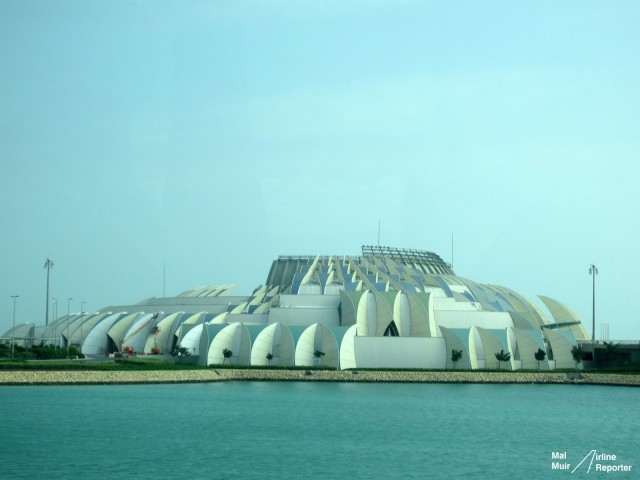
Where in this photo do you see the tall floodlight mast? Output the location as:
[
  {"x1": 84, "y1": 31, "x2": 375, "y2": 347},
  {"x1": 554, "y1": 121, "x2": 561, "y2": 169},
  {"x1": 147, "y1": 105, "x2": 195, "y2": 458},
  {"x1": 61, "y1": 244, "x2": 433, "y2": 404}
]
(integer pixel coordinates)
[
  {"x1": 588, "y1": 264, "x2": 598, "y2": 343},
  {"x1": 52, "y1": 297, "x2": 58, "y2": 348},
  {"x1": 11, "y1": 295, "x2": 19, "y2": 358},
  {"x1": 588, "y1": 264, "x2": 598, "y2": 366},
  {"x1": 44, "y1": 258, "x2": 54, "y2": 326}
]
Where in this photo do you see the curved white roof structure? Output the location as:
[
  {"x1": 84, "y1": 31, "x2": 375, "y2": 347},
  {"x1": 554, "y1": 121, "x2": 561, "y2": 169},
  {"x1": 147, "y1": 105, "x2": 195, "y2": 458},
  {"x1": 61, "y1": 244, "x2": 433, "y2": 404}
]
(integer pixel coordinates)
[
  {"x1": 122, "y1": 313, "x2": 156, "y2": 353},
  {"x1": 207, "y1": 322, "x2": 251, "y2": 366},
  {"x1": 294, "y1": 323, "x2": 339, "y2": 368},
  {"x1": 82, "y1": 313, "x2": 125, "y2": 355},
  {"x1": 250, "y1": 323, "x2": 295, "y2": 367},
  {"x1": 5, "y1": 246, "x2": 592, "y2": 371}
]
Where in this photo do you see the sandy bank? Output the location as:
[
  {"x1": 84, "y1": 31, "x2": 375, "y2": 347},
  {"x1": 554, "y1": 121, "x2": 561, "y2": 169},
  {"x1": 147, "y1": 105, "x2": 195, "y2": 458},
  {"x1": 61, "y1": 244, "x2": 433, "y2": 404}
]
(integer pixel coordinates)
[{"x1": 1, "y1": 369, "x2": 639, "y2": 387}]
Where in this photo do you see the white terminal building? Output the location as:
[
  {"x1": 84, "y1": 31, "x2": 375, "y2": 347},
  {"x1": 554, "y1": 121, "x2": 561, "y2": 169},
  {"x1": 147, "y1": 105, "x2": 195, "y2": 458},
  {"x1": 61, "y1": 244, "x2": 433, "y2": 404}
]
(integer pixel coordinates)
[{"x1": 3, "y1": 246, "x2": 590, "y2": 370}]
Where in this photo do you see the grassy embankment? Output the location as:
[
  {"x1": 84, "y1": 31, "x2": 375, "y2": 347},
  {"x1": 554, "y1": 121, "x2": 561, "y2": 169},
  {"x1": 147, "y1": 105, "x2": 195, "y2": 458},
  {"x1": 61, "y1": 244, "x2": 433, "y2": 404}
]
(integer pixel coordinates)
[
  {"x1": 0, "y1": 358, "x2": 205, "y2": 371},
  {"x1": 1, "y1": 357, "x2": 639, "y2": 375}
]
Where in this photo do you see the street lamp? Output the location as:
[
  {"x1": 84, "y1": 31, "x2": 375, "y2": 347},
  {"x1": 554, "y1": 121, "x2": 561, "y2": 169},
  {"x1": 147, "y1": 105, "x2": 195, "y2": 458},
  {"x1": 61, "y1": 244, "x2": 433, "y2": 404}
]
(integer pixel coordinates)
[
  {"x1": 43, "y1": 258, "x2": 54, "y2": 326},
  {"x1": 589, "y1": 264, "x2": 598, "y2": 365},
  {"x1": 80, "y1": 301, "x2": 86, "y2": 354},
  {"x1": 66, "y1": 297, "x2": 73, "y2": 349},
  {"x1": 52, "y1": 298, "x2": 58, "y2": 348},
  {"x1": 11, "y1": 295, "x2": 18, "y2": 358}
]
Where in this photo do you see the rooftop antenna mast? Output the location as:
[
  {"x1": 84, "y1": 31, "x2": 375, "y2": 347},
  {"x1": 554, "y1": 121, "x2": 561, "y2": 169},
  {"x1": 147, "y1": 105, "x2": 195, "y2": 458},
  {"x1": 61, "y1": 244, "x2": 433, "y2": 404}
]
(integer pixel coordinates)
[{"x1": 377, "y1": 220, "x2": 381, "y2": 246}]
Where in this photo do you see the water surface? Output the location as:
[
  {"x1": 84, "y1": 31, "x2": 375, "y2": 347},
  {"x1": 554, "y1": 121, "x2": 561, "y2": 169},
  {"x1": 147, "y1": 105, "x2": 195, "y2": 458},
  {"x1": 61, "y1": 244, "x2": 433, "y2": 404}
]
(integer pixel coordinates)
[{"x1": 1, "y1": 382, "x2": 637, "y2": 479}]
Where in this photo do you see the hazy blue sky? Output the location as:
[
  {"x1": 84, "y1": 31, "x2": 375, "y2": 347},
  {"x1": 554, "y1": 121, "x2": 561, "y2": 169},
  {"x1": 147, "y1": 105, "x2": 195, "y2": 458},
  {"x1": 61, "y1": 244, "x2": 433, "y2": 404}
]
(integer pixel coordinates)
[{"x1": 2, "y1": 1, "x2": 639, "y2": 339}]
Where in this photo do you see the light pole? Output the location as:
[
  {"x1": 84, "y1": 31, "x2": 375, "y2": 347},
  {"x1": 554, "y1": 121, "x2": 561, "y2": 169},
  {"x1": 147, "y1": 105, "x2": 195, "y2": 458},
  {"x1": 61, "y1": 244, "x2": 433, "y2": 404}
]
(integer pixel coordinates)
[
  {"x1": 589, "y1": 264, "x2": 598, "y2": 364},
  {"x1": 52, "y1": 298, "x2": 58, "y2": 347},
  {"x1": 44, "y1": 258, "x2": 54, "y2": 326},
  {"x1": 11, "y1": 295, "x2": 18, "y2": 358},
  {"x1": 80, "y1": 301, "x2": 86, "y2": 354},
  {"x1": 66, "y1": 297, "x2": 73, "y2": 349}
]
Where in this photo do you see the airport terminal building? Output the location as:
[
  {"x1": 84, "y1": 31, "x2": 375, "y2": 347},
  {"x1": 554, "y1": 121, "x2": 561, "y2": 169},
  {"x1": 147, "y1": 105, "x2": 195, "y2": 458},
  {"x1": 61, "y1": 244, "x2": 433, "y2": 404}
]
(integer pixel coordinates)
[{"x1": 2, "y1": 246, "x2": 592, "y2": 370}]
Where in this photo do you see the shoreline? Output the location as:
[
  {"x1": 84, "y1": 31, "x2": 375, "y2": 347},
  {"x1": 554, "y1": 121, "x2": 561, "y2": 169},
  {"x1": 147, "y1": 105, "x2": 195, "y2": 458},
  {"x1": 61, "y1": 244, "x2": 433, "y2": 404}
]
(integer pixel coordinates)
[{"x1": 1, "y1": 369, "x2": 639, "y2": 387}]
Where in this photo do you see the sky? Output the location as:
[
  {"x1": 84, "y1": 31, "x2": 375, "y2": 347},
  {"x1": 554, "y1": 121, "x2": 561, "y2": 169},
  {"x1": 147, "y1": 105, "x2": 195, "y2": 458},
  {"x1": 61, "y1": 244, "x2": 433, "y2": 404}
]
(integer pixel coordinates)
[{"x1": 1, "y1": 0, "x2": 639, "y2": 339}]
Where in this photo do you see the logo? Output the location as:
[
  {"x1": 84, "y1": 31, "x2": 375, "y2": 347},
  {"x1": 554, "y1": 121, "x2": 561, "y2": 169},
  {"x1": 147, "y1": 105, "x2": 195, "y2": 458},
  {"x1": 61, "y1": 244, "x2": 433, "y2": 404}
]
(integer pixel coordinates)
[{"x1": 550, "y1": 450, "x2": 633, "y2": 474}]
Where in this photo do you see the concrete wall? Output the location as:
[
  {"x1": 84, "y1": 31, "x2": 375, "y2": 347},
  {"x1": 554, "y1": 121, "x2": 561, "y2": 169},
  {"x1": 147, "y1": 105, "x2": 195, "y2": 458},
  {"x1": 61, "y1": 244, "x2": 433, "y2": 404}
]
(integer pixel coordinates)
[
  {"x1": 278, "y1": 294, "x2": 341, "y2": 308},
  {"x1": 269, "y1": 307, "x2": 339, "y2": 327},
  {"x1": 225, "y1": 313, "x2": 269, "y2": 325},
  {"x1": 435, "y1": 310, "x2": 514, "y2": 331},
  {"x1": 354, "y1": 337, "x2": 446, "y2": 369}
]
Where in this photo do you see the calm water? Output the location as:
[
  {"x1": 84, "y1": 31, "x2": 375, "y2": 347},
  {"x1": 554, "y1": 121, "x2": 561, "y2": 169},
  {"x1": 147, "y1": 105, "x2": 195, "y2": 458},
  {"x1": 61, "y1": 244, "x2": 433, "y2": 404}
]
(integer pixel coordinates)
[{"x1": 1, "y1": 382, "x2": 638, "y2": 479}]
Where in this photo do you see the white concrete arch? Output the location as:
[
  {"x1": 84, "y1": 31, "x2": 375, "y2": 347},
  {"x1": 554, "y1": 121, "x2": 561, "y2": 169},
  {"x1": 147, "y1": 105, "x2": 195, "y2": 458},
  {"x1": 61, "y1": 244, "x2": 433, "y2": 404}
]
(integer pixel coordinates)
[
  {"x1": 356, "y1": 290, "x2": 376, "y2": 336},
  {"x1": 339, "y1": 291, "x2": 364, "y2": 327},
  {"x1": 299, "y1": 270, "x2": 322, "y2": 294},
  {"x1": 384, "y1": 257, "x2": 401, "y2": 277},
  {"x1": 394, "y1": 292, "x2": 411, "y2": 336},
  {"x1": 197, "y1": 286, "x2": 218, "y2": 297},
  {"x1": 230, "y1": 302, "x2": 247, "y2": 314},
  {"x1": 3, "y1": 323, "x2": 34, "y2": 347},
  {"x1": 107, "y1": 312, "x2": 143, "y2": 352},
  {"x1": 41, "y1": 320, "x2": 68, "y2": 345},
  {"x1": 539, "y1": 295, "x2": 590, "y2": 340},
  {"x1": 492, "y1": 286, "x2": 548, "y2": 327},
  {"x1": 68, "y1": 313, "x2": 107, "y2": 349},
  {"x1": 439, "y1": 326, "x2": 472, "y2": 370},
  {"x1": 252, "y1": 303, "x2": 271, "y2": 314},
  {"x1": 210, "y1": 312, "x2": 229, "y2": 324},
  {"x1": 512, "y1": 328, "x2": 548, "y2": 370},
  {"x1": 391, "y1": 291, "x2": 431, "y2": 338},
  {"x1": 122, "y1": 313, "x2": 156, "y2": 353},
  {"x1": 40, "y1": 317, "x2": 67, "y2": 346},
  {"x1": 522, "y1": 295, "x2": 552, "y2": 326},
  {"x1": 143, "y1": 312, "x2": 183, "y2": 354},
  {"x1": 332, "y1": 266, "x2": 346, "y2": 284},
  {"x1": 250, "y1": 323, "x2": 295, "y2": 366},
  {"x1": 348, "y1": 261, "x2": 376, "y2": 291},
  {"x1": 178, "y1": 285, "x2": 236, "y2": 298},
  {"x1": 544, "y1": 329, "x2": 578, "y2": 369},
  {"x1": 179, "y1": 286, "x2": 208, "y2": 297},
  {"x1": 469, "y1": 326, "x2": 482, "y2": 369},
  {"x1": 207, "y1": 322, "x2": 251, "y2": 366},
  {"x1": 180, "y1": 323, "x2": 204, "y2": 357},
  {"x1": 406, "y1": 292, "x2": 431, "y2": 337},
  {"x1": 249, "y1": 292, "x2": 266, "y2": 306},
  {"x1": 61, "y1": 315, "x2": 82, "y2": 346},
  {"x1": 538, "y1": 295, "x2": 580, "y2": 324},
  {"x1": 49, "y1": 316, "x2": 71, "y2": 347},
  {"x1": 294, "y1": 323, "x2": 339, "y2": 368},
  {"x1": 252, "y1": 285, "x2": 266, "y2": 296},
  {"x1": 356, "y1": 290, "x2": 393, "y2": 337},
  {"x1": 476, "y1": 327, "x2": 514, "y2": 370},
  {"x1": 324, "y1": 271, "x2": 345, "y2": 295},
  {"x1": 509, "y1": 312, "x2": 540, "y2": 330},
  {"x1": 82, "y1": 313, "x2": 125, "y2": 355},
  {"x1": 338, "y1": 325, "x2": 357, "y2": 370},
  {"x1": 174, "y1": 312, "x2": 207, "y2": 342}
]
